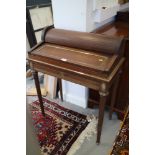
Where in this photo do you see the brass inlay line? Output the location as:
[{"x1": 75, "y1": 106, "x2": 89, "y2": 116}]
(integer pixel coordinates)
[{"x1": 35, "y1": 44, "x2": 108, "y2": 60}]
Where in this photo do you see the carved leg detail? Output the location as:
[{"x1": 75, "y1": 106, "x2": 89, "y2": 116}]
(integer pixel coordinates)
[
  {"x1": 32, "y1": 71, "x2": 45, "y2": 116},
  {"x1": 109, "y1": 75, "x2": 120, "y2": 120},
  {"x1": 96, "y1": 91, "x2": 109, "y2": 144}
]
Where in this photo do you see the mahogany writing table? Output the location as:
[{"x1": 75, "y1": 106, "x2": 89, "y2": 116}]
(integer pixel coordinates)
[{"x1": 28, "y1": 27, "x2": 125, "y2": 143}]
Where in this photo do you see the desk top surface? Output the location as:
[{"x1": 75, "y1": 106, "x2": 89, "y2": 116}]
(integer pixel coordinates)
[{"x1": 31, "y1": 43, "x2": 118, "y2": 73}]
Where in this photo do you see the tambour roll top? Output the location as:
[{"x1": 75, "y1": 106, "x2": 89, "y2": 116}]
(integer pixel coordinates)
[
  {"x1": 43, "y1": 28, "x2": 124, "y2": 55},
  {"x1": 28, "y1": 27, "x2": 125, "y2": 75}
]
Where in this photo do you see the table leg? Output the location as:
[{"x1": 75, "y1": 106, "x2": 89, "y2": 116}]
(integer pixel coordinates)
[
  {"x1": 58, "y1": 78, "x2": 63, "y2": 102},
  {"x1": 32, "y1": 70, "x2": 45, "y2": 116},
  {"x1": 109, "y1": 75, "x2": 120, "y2": 120},
  {"x1": 96, "y1": 90, "x2": 109, "y2": 144}
]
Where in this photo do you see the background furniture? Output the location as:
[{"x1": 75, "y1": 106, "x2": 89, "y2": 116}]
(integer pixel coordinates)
[
  {"x1": 26, "y1": 3, "x2": 58, "y2": 99},
  {"x1": 26, "y1": 0, "x2": 53, "y2": 45},
  {"x1": 88, "y1": 10, "x2": 129, "y2": 120}
]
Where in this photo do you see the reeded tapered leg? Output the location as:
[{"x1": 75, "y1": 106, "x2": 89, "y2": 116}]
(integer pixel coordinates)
[
  {"x1": 109, "y1": 75, "x2": 120, "y2": 120},
  {"x1": 96, "y1": 91, "x2": 109, "y2": 144},
  {"x1": 58, "y1": 78, "x2": 63, "y2": 101},
  {"x1": 32, "y1": 70, "x2": 45, "y2": 116}
]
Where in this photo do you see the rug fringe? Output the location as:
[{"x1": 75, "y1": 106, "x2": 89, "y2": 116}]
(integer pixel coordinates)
[{"x1": 67, "y1": 115, "x2": 98, "y2": 155}]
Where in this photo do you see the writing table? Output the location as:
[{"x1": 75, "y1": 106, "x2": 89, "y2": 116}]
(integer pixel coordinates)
[{"x1": 28, "y1": 27, "x2": 125, "y2": 143}]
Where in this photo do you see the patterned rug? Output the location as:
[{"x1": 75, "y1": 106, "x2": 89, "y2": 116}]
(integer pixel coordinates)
[
  {"x1": 110, "y1": 111, "x2": 129, "y2": 155},
  {"x1": 30, "y1": 98, "x2": 97, "y2": 155}
]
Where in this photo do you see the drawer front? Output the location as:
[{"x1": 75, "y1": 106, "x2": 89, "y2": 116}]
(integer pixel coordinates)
[{"x1": 31, "y1": 61, "x2": 101, "y2": 90}]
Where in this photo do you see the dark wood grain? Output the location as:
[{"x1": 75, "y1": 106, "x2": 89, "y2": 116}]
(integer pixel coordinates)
[{"x1": 97, "y1": 92, "x2": 108, "y2": 144}]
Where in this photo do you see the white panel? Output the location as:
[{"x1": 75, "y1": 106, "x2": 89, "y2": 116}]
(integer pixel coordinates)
[
  {"x1": 52, "y1": 0, "x2": 87, "y2": 31},
  {"x1": 44, "y1": 75, "x2": 57, "y2": 100},
  {"x1": 29, "y1": 6, "x2": 53, "y2": 30},
  {"x1": 62, "y1": 81, "x2": 88, "y2": 108}
]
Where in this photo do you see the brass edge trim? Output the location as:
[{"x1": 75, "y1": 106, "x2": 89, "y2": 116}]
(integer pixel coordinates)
[
  {"x1": 107, "y1": 58, "x2": 125, "y2": 81},
  {"x1": 28, "y1": 57, "x2": 124, "y2": 82}
]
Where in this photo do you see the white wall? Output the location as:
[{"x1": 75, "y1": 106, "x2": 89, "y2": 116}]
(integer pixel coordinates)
[
  {"x1": 52, "y1": 0, "x2": 87, "y2": 32},
  {"x1": 52, "y1": 0, "x2": 118, "y2": 32}
]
